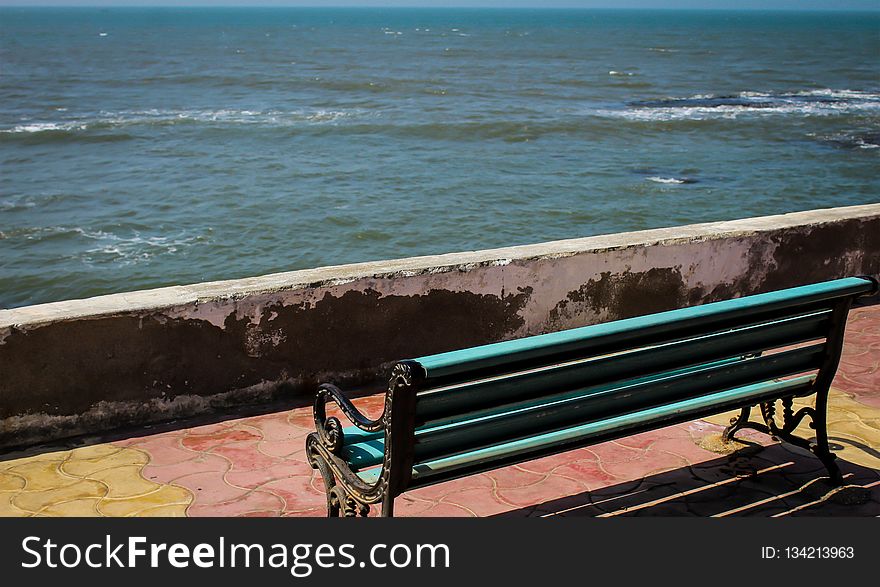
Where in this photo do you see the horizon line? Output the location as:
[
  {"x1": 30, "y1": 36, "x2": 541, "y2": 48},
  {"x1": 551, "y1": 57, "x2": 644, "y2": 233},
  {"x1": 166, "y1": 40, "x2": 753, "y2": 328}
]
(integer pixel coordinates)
[{"x1": 2, "y1": 4, "x2": 879, "y2": 10}]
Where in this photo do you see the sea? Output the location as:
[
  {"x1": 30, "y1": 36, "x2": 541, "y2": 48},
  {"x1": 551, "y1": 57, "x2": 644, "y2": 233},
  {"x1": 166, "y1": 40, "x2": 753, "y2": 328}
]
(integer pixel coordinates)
[{"x1": 1, "y1": 8, "x2": 878, "y2": 308}]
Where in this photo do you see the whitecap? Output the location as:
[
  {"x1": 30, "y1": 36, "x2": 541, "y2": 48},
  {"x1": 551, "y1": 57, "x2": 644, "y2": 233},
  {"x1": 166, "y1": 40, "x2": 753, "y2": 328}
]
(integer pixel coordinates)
[
  {"x1": 76, "y1": 229, "x2": 211, "y2": 266},
  {"x1": 1, "y1": 108, "x2": 366, "y2": 134},
  {"x1": 590, "y1": 88, "x2": 880, "y2": 121},
  {"x1": 647, "y1": 176, "x2": 686, "y2": 184},
  {"x1": 1, "y1": 122, "x2": 79, "y2": 133}
]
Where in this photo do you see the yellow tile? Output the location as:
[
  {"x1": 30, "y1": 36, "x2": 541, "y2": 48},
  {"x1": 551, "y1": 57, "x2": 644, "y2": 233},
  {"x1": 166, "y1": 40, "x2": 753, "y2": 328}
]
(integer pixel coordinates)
[
  {"x1": 0, "y1": 449, "x2": 70, "y2": 469},
  {"x1": 70, "y1": 444, "x2": 125, "y2": 460},
  {"x1": 62, "y1": 446, "x2": 149, "y2": 477},
  {"x1": 39, "y1": 498, "x2": 102, "y2": 517},
  {"x1": 88, "y1": 465, "x2": 163, "y2": 499},
  {"x1": 134, "y1": 504, "x2": 189, "y2": 518},
  {"x1": 0, "y1": 491, "x2": 31, "y2": 517},
  {"x1": 12, "y1": 479, "x2": 107, "y2": 513},
  {"x1": 5, "y1": 460, "x2": 79, "y2": 491},
  {"x1": 97, "y1": 485, "x2": 192, "y2": 517},
  {"x1": 0, "y1": 471, "x2": 26, "y2": 492}
]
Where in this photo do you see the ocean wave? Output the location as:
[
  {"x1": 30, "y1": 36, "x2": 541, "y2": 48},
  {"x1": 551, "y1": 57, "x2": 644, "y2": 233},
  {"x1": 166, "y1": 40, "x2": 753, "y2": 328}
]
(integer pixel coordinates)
[
  {"x1": 593, "y1": 89, "x2": 880, "y2": 121},
  {"x1": 79, "y1": 231, "x2": 207, "y2": 265},
  {"x1": 0, "y1": 225, "x2": 210, "y2": 265},
  {"x1": 646, "y1": 176, "x2": 696, "y2": 185},
  {"x1": 0, "y1": 108, "x2": 366, "y2": 139},
  {"x1": 810, "y1": 130, "x2": 880, "y2": 151}
]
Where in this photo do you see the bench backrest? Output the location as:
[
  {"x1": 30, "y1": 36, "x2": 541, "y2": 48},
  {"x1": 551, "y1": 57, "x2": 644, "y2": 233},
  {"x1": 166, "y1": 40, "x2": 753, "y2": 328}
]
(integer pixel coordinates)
[{"x1": 387, "y1": 276, "x2": 876, "y2": 487}]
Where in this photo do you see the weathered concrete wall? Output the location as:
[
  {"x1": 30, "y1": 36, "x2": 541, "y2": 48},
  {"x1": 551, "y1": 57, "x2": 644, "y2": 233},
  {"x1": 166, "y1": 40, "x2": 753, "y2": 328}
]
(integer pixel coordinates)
[{"x1": 2, "y1": 203, "x2": 879, "y2": 448}]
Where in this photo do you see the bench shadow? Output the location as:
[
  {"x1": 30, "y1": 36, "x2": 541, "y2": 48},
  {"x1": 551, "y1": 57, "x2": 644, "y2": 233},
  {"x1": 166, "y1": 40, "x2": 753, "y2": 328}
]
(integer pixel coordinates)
[
  {"x1": 491, "y1": 442, "x2": 879, "y2": 517},
  {"x1": 0, "y1": 383, "x2": 388, "y2": 462}
]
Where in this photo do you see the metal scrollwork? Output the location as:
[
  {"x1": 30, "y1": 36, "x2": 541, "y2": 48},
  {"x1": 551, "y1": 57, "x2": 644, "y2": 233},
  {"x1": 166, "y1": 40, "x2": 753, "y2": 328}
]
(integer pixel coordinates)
[
  {"x1": 306, "y1": 361, "x2": 421, "y2": 517},
  {"x1": 720, "y1": 394, "x2": 842, "y2": 484},
  {"x1": 759, "y1": 400, "x2": 780, "y2": 436}
]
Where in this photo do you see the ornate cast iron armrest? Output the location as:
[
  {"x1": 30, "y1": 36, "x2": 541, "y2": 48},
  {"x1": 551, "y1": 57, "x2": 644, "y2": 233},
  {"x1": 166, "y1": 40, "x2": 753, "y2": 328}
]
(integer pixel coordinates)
[{"x1": 312, "y1": 383, "x2": 385, "y2": 455}]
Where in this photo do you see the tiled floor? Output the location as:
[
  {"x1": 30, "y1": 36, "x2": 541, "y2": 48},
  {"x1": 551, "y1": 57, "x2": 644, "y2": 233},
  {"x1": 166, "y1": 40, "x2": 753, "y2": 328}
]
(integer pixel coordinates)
[{"x1": 1, "y1": 304, "x2": 878, "y2": 517}]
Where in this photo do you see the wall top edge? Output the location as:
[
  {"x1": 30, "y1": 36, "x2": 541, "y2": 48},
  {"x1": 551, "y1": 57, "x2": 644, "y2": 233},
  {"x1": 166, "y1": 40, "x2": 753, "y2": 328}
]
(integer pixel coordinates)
[{"x1": 2, "y1": 203, "x2": 879, "y2": 328}]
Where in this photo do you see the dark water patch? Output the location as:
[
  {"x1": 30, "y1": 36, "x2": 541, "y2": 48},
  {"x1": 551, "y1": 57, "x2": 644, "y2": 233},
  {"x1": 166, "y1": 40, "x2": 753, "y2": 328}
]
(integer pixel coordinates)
[{"x1": 812, "y1": 130, "x2": 880, "y2": 151}]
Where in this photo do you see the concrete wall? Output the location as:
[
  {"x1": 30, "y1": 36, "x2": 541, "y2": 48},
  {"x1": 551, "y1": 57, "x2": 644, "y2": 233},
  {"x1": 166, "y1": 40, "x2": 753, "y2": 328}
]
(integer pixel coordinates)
[{"x1": 2, "y1": 203, "x2": 879, "y2": 449}]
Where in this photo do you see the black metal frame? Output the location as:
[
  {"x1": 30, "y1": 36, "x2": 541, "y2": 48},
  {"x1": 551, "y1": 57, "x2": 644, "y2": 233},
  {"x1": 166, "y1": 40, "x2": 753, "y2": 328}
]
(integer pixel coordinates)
[
  {"x1": 305, "y1": 361, "x2": 421, "y2": 517},
  {"x1": 721, "y1": 298, "x2": 853, "y2": 484}
]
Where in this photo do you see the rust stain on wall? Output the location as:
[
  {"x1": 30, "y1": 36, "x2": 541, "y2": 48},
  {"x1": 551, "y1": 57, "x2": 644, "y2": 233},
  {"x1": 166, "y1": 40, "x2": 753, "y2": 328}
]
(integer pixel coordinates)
[
  {"x1": 0, "y1": 287, "x2": 532, "y2": 421},
  {"x1": 550, "y1": 267, "x2": 689, "y2": 325}
]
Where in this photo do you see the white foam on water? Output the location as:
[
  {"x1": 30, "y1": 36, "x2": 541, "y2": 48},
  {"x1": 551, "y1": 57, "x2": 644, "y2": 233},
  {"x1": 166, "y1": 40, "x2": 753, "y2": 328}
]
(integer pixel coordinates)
[
  {"x1": 1, "y1": 122, "x2": 85, "y2": 133},
  {"x1": 76, "y1": 229, "x2": 211, "y2": 266},
  {"x1": 1, "y1": 224, "x2": 211, "y2": 265},
  {"x1": 647, "y1": 176, "x2": 686, "y2": 184},
  {"x1": 1, "y1": 108, "x2": 365, "y2": 134},
  {"x1": 590, "y1": 89, "x2": 880, "y2": 121}
]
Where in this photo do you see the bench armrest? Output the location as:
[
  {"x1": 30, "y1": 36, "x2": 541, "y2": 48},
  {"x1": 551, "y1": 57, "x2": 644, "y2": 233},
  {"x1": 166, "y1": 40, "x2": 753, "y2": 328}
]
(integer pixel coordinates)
[{"x1": 313, "y1": 383, "x2": 385, "y2": 454}]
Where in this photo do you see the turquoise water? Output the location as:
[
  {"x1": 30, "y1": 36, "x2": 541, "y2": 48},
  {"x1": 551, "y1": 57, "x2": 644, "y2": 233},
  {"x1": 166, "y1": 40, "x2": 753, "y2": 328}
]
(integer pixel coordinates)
[{"x1": 1, "y1": 8, "x2": 878, "y2": 308}]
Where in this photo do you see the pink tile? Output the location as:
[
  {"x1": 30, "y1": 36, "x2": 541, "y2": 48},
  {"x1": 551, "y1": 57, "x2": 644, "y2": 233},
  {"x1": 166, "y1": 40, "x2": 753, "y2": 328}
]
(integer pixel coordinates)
[
  {"x1": 516, "y1": 450, "x2": 597, "y2": 475},
  {"x1": 649, "y1": 436, "x2": 719, "y2": 466},
  {"x1": 601, "y1": 448, "x2": 688, "y2": 480},
  {"x1": 614, "y1": 426, "x2": 690, "y2": 450},
  {"x1": 139, "y1": 442, "x2": 199, "y2": 467},
  {"x1": 173, "y1": 471, "x2": 250, "y2": 505},
  {"x1": 496, "y1": 474, "x2": 587, "y2": 508},
  {"x1": 486, "y1": 465, "x2": 545, "y2": 489},
  {"x1": 211, "y1": 442, "x2": 282, "y2": 471},
  {"x1": 242, "y1": 414, "x2": 307, "y2": 442},
  {"x1": 261, "y1": 475, "x2": 328, "y2": 513},
  {"x1": 406, "y1": 473, "x2": 493, "y2": 501},
  {"x1": 419, "y1": 502, "x2": 477, "y2": 517},
  {"x1": 225, "y1": 461, "x2": 313, "y2": 490},
  {"x1": 440, "y1": 488, "x2": 515, "y2": 517},
  {"x1": 390, "y1": 495, "x2": 438, "y2": 517},
  {"x1": 258, "y1": 438, "x2": 308, "y2": 459},
  {"x1": 187, "y1": 490, "x2": 286, "y2": 517},
  {"x1": 585, "y1": 440, "x2": 646, "y2": 465},
  {"x1": 142, "y1": 452, "x2": 230, "y2": 484},
  {"x1": 182, "y1": 429, "x2": 261, "y2": 451},
  {"x1": 551, "y1": 459, "x2": 619, "y2": 489}
]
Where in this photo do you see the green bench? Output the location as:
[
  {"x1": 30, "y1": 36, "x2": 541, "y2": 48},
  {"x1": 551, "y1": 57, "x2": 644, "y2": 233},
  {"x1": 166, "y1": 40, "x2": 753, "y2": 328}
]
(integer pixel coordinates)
[{"x1": 306, "y1": 276, "x2": 877, "y2": 517}]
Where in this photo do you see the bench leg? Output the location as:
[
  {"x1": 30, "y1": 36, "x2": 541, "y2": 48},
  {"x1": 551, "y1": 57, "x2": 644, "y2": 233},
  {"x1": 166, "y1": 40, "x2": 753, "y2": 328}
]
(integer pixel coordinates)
[
  {"x1": 750, "y1": 396, "x2": 844, "y2": 486},
  {"x1": 310, "y1": 452, "x2": 342, "y2": 517},
  {"x1": 307, "y1": 437, "x2": 373, "y2": 517},
  {"x1": 720, "y1": 398, "x2": 843, "y2": 486},
  {"x1": 722, "y1": 406, "x2": 752, "y2": 442},
  {"x1": 381, "y1": 494, "x2": 395, "y2": 517},
  {"x1": 807, "y1": 391, "x2": 844, "y2": 486}
]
